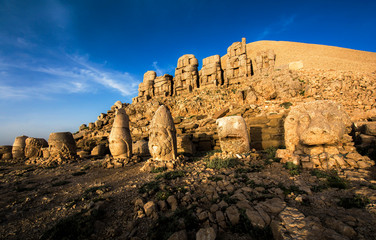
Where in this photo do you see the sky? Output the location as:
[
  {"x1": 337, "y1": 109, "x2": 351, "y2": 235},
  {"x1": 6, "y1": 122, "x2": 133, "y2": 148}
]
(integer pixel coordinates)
[{"x1": 0, "y1": 0, "x2": 375, "y2": 145}]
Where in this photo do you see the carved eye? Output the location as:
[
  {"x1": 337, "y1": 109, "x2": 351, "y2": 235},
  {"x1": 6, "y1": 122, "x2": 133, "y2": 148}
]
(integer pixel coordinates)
[{"x1": 299, "y1": 115, "x2": 310, "y2": 124}]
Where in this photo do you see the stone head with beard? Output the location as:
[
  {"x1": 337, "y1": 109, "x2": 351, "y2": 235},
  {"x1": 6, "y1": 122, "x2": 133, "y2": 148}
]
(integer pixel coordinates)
[{"x1": 148, "y1": 105, "x2": 177, "y2": 161}]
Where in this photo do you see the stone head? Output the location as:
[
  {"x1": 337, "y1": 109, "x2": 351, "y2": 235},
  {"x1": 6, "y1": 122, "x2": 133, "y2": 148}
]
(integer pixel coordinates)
[{"x1": 284, "y1": 101, "x2": 351, "y2": 152}]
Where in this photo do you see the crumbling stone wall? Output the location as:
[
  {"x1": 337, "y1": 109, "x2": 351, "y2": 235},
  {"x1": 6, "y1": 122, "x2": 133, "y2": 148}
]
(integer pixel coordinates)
[
  {"x1": 174, "y1": 54, "x2": 199, "y2": 95},
  {"x1": 199, "y1": 55, "x2": 223, "y2": 88}
]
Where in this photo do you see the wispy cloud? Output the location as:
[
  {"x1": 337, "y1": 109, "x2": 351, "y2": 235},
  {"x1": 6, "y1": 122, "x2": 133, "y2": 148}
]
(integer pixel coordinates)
[
  {"x1": 257, "y1": 15, "x2": 296, "y2": 40},
  {"x1": 152, "y1": 61, "x2": 163, "y2": 76},
  {"x1": 152, "y1": 61, "x2": 175, "y2": 76}
]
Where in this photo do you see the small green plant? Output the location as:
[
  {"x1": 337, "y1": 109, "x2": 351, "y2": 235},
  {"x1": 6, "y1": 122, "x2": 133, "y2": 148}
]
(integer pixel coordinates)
[
  {"x1": 310, "y1": 169, "x2": 349, "y2": 189},
  {"x1": 299, "y1": 90, "x2": 305, "y2": 96},
  {"x1": 156, "y1": 190, "x2": 171, "y2": 201},
  {"x1": 139, "y1": 181, "x2": 160, "y2": 194},
  {"x1": 280, "y1": 102, "x2": 293, "y2": 109},
  {"x1": 205, "y1": 157, "x2": 241, "y2": 169},
  {"x1": 283, "y1": 162, "x2": 301, "y2": 176},
  {"x1": 151, "y1": 167, "x2": 167, "y2": 173},
  {"x1": 338, "y1": 195, "x2": 370, "y2": 209}
]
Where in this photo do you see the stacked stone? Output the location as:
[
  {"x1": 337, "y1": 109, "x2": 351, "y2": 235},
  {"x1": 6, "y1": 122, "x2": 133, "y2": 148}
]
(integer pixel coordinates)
[
  {"x1": 12, "y1": 135, "x2": 28, "y2": 160},
  {"x1": 254, "y1": 49, "x2": 276, "y2": 75},
  {"x1": 199, "y1": 55, "x2": 223, "y2": 88},
  {"x1": 174, "y1": 54, "x2": 199, "y2": 95},
  {"x1": 154, "y1": 74, "x2": 173, "y2": 97},
  {"x1": 353, "y1": 121, "x2": 376, "y2": 159}
]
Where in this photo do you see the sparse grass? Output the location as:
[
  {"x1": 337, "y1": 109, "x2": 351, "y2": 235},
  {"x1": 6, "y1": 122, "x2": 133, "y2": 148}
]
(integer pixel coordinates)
[
  {"x1": 338, "y1": 195, "x2": 370, "y2": 209},
  {"x1": 139, "y1": 181, "x2": 160, "y2": 194},
  {"x1": 205, "y1": 157, "x2": 241, "y2": 169},
  {"x1": 277, "y1": 184, "x2": 306, "y2": 195},
  {"x1": 155, "y1": 170, "x2": 185, "y2": 180},
  {"x1": 156, "y1": 191, "x2": 171, "y2": 201},
  {"x1": 310, "y1": 169, "x2": 349, "y2": 189},
  {"x1": 151, "y1": 167, "x2": 167, "y2": 173},
  {"x1": 263, "y1": 146, "x2": 280, "y2": 162},
  {"x1": 283, "y1": 162, "x2": 301, "y2": 176},
  {"x1": 235, "y1": 173, "x2": 249, "y2": 183},
  {"x1": 149, "y1": 208, "x2": 199, "y2": 240},
  {"x1": 280, "y1": 102, "x2": 293, "y2": 109}
]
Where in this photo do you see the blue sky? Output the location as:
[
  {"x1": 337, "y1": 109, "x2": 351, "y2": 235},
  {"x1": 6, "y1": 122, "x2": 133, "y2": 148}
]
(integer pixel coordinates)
[{"x1": 0, "y1": 0, "x2": 375, "y2": 145}]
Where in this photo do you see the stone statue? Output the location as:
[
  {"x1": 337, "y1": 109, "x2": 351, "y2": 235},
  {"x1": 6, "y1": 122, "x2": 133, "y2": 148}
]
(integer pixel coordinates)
[
  {"x1": 0, "y1": 145, "x2": 12, "y2": 160},
  {"x1": 174, "y1": 54, "x2": 199, "y2": 95},
  {"x1": 154, "y1": 74, "x2": 173, "y2": 97},
  {"x1": 12, "y1": 135, "x2": 28, "y2": 160},
  {"x1": 25, "y1": 137, "x2": 48, "y2": 159},
  {"x1": 284, "y1": 101, "x2": 351, "y2": 153},
  {"x1": 254, "y1": 49, "x2": 276, "y2": 74},
  {"x1": 216, "y1": 116, "x2": 250, "y2": 153},
  {"x1": 148, "y1": 105, "x2": 177, "y2": 161},
  {"x1": 224, "y1": 38, "x2": 252, "y2": 85},
  {"x1": 199, "y1": 55, "x2": 223, "y2": 88},
  {"x1": 48, "y1": 132, "x2": 77, "y2": 159},
  {"x1": 109, "y1": 108, "x2": 132, "y2": 159}
]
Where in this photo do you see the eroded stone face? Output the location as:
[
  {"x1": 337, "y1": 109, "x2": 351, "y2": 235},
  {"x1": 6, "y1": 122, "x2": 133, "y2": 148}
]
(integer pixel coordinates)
[
  {"x1": 154, "y1": 74, "x2": 173, "y2": 97},
  {"x1": 254, "y1": 49, "x2": 276, "y2": 75},
  {"x1": 285, "y1": 101, "x2": 351, "y2": 152},
  {"x1": 25, "y1": 137, "x2": 48, "y2": 159},
  {"x1": 148, "y1": 105, "x2": 177, "y2": 161},
  {"x1": 109, "y1": 108, "x2": 132, "y2": 159},
  {"x1": 12, "y1": 135, "x2": 28, "y2": 160},
  {"x1": 48, "y1": 132, "x2": 76, "y2": 158},
  {"x1": 216, "y1": 116, "x2": 250, "y2": 153},
  {"x1": 174, "y1": 54, "x2": 199, "y2": 95},
  {"x1": 199, "y1": 55, "x2": 223, "y2": 88}
]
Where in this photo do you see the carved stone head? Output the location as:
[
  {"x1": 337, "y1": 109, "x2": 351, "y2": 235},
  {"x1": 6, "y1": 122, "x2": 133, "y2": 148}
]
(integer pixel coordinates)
[
  {"x1": 148, "y1": 105, "x2": 177, "y2": 161},
  {"x1": 109, "y1": 108, "x2": 132, "y2": 158},
  {"x1": 284, "y1": 101, "x2": 351, "y2": 152},
  {"x1": 216, "y1": 116, "x2": 250, "y2": 153}
]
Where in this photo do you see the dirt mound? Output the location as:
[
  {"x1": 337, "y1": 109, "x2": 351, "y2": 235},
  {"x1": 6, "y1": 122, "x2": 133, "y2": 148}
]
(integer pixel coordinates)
[{"x1": 246, "y1": 40, "x2": 376, "y2": 73}]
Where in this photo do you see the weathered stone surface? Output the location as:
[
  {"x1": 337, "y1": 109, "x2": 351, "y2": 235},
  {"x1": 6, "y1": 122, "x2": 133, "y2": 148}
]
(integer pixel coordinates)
[
  {"x1": 177, "y1": 135, "x2": 195, "y2": 155},
  {"x1": 0, "y1": 145, "x2": 12, "y2": 160},
  {"x1": 284, "y1": 101, "x2": 351, "y2": 152},
  {"x1": 199, "y1": 55, "x2": 223, "y2": 88},
  {"x1": 216, "y1": 116, "x2": 250, "y2": 153},
  {"x1": 109, "y1": 108, "x2": 132, "y2": 159},
  {"x1": 133, "y1": 139, "x2": 150, "y2": 157},
  {"x1": 48, "y1": 132, "x2": 76, "y2": 158},
  {"x1": 149, "y1": 105, "x2": 177, "y2": 161},
  {"x1": 289, "y1": 60, "x2": 303, "y2": 70},
  {"x1": 196, "y1": 227, "x2": 216, "y2": 240},
  {"x1": 143, "y1": 201, "x2": 157, "y2": 218},
  {"x1": 223, "y1": 38, "x2": 251, "y2": 85},
  {"x1": 138, "y1": 71, "x2": 156, "y2": 100},
  {"x1": 225, "y1": 205, "x2": 240, "y2": 225},
  {"x1": 174, "y1": 54, "x2": 199, "y2": 95},
  {"x1": 79, "y1": 124, "x2": 87, "y2": 131},
  {"x1": 12, "y1": 135, "x2": 28, "y2": 159},
  {"x1": 114, "y1": 100, "x2": 123, "y2": 109},
  {"x1": 25, "y1": 137, "x2": 48, "y2": 159},
  {"x1": 168, "y1": 230, "x2": 188, "y2": 240},
  {"x1": 154, "y1": 74, "x2": 173, "y2": 97},
  {"x1": 254, "y1": 49, "x2": 276, "y2": 74},
  {"x1": 91, "y1": 144, "x2": 106, "y2": 156}
]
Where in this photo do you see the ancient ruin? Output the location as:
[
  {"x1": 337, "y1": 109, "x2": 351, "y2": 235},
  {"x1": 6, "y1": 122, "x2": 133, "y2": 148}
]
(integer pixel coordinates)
[
  {"x1": 148, "y1": 105, "x2": 177, "y2": 161},
  {"x1": 0, "y1": 145, "x2": 12, "y2": 160},
  {"x1": 277, "y1": 101, "x2": 374, "y2": 169},
  {"x1": 48, "y1": 132, "x2": 77, "y2": 160},
  {"x1": 12, "y1": 135, "x2": 28, "y2": 160},
  {"x1": 137, "y1": 71, "x2": 156, "y2": 102},
  {"x1": 199, "y1": 55, "x2": 223, "y2": 88},
  {"x1": 223, "y1": 38, "x2": 252, "y2": 85},
  {"x1": 174, "y1": 54, "x2": 199, "y2": 95},
  {"x1": 24, "y1": 137, "x2": 48, "y2": 159},
  {"x1": 108, "y1": 108, "x2": 132, "y2": 159},
  {"x1": 216, "y1": 116, "x2": 250, "y2": 153},
  {"x1": 254, "y1": 49, "x2": 276, "y2": 74},
  {"x1": 153, "y1": 74, "x2": 173, "y2": 97}
]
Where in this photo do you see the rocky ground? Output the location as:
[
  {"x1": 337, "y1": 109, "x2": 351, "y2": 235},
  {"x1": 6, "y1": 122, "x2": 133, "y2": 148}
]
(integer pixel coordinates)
[{"x1": 1, "y1": 149, "x2": 375, "y2": 240}]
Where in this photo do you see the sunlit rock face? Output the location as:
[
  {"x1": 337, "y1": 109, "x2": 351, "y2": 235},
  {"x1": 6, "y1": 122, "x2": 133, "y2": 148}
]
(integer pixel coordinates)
[
  {"x1": 109, "y1": 108, "x2": 132, "y2": 159},
  {"x1": 25, "y1": 137, "x2": 48, "y2": 159},
  {"x1": 148, "y1": 105, "x2": 177, "y2": 161},
  {"x1": 12, "y1": 135, "x2": 28, "y2": 160},
  {"x1": 284, "y1": 101, "x2": 351, "y2": 152},
  {"x1": 0, "y1": 145, "x2": 12, "y2": 160},
  {"x1": 174, "y1": 54, "x2": 199, "y2": 95},
  {"x1": 199, "y1": 55, "x2": 223, "y2": 88},
  {"x1": 254, "y1": 49, "x2": 276, "y2": 75},
  {"x1": 48, "y1": 132, "x2": 77, "y2": 158},
  {"x1": 216, "y1": 116, "x2": 250, "y2": 154}
]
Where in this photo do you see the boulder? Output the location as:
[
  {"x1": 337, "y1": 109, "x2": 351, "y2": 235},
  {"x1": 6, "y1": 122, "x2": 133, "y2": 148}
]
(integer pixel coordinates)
[
  {"x1": 12, "y1": 135, "x2": 28, "y2": 160},
  {"x1": 25, "y1": 137, "x2": 48, "y2": 159},
  {"x1": 216, "y1": 116, "x2": 250, "y2": 153}
]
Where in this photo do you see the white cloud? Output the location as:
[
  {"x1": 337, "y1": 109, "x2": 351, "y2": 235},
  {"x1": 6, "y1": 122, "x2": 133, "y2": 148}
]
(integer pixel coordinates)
[
  {"x1": 257, "y1": 15, "x2": 296, "y2": 40},
  {"x1": 152, "y1": 61, "x2": 163, "y2": 76}
]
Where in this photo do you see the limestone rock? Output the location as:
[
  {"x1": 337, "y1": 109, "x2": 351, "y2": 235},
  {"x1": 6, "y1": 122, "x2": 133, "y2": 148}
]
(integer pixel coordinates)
[
  {"x1": 216, "y1": 116, "x2": 250, "y2": 153},
  {"x1": 48, "y1": 132, "x2": 77, "y2": 159},
  {"x1": 289, "y1": 61, "x2": 303, "y2": 70},
  {"x1": 91, "y1": 144, "x2": 106, "y2": 156},
  {"x1": 109, "y1": 108, "x2": 132, "y2": 159},
  {"x1": 154, "y1": 74, "x2": 173, "y2": 97},
  {"x1": 254, "y1": 49, "x2": 276, "y2": 74},
  {"x1": 12, "y1": 135, "x2": 28, "y2": 160},
  {"x1": 133, "y1": 139, "x2": 150, "y2": 157},
  {"x1": 223, "y1": 38, "x2": 252, "y2": 85},
  {"x1": 199, "y1": 55, "x2": 223, "y2": 88},
  {"x1": 149, "y1": 105, "x2": 177, "y2": 161},
  {"x1": 168, "y1": 230, "x2": 188, "y2": 240},
  {"x1": 177, "y1": 135, "x2": 195, "y2": 155},
  {"x1": 114, "y1": 100, "x2": 122, "y2": 109},
  {"x1": 143, "y1": 201, "x2": 157, "y2": 218},
  {"x1": 225, "y1": 205, "x2": 240, "y2": 225},
  {"x1": 174, "y1": 54, "x2": 199, "y2": 95},
  {"x1": 0, "y1": 145, "x2": 12, "y2": 160},
  {"x1": 25, "y1": 137, "x2": 48, "y2": 159},
  {"x1": 196, "y1": 227, "x2": 216, "y2": 240},
  {"x1": 138, "y1": 71, "x2": 156, "y2": 101}
]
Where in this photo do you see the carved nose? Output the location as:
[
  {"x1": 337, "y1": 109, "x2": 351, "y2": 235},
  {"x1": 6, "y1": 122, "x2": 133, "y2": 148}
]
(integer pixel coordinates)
[{"x1": 309, "y1": 127, "x2": 329, "y2": 136}]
